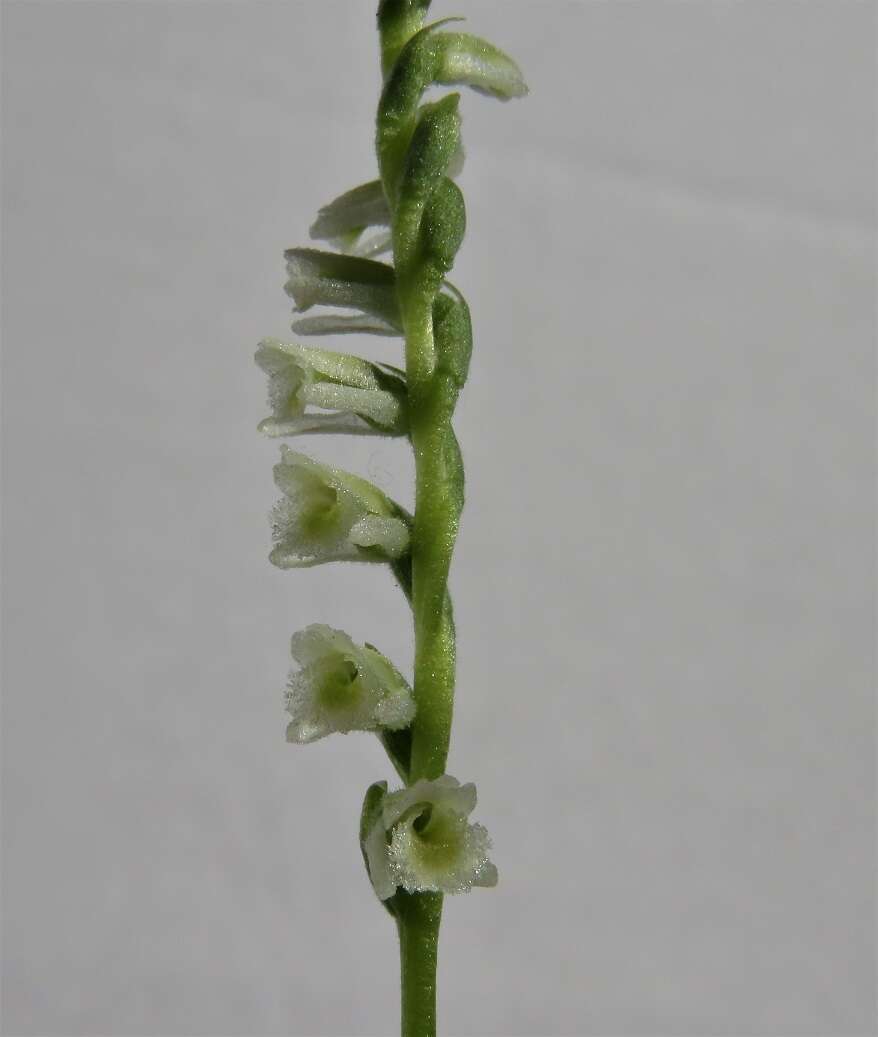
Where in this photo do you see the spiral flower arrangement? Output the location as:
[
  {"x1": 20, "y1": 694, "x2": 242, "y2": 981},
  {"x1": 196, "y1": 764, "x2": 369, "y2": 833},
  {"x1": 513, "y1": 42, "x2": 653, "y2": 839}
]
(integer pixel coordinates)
[{"x1": 256, "y1": 3, "x2": 526, "y2": 1033}]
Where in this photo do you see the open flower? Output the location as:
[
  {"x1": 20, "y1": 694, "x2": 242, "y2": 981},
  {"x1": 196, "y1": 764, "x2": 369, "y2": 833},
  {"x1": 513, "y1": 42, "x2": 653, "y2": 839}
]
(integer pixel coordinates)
[
  {"x1": 363, "y1": 776, "x2": 498, "y2": 899},
  {"x1": 285, "y1": 625, "x2": 415, "y2": 743},
  {"x1": 255, "y1": 338, "x2": 407, "y2": 438},
  {"x1": 270, "y1": 447, "x2": 409, "y2": 568}
]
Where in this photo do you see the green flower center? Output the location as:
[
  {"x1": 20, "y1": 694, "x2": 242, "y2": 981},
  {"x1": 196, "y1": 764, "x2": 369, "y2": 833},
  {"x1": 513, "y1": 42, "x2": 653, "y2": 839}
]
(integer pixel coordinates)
[
  {"x1": 270, "y1": 361, "x2": 308, "y2": 419},
  {"x1": 314, "y1": 657, "x2": 360, "y2": 711},
  {"x1": 296, "y1": 471, "x2": 342, "y2": 540},
  {"x1": 409, "y1": 805, "x2": 465, "y2": 870}
]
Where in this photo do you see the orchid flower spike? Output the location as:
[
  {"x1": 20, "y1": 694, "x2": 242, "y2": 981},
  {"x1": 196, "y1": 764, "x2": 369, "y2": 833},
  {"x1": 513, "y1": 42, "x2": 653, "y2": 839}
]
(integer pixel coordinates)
[
  {"x1": 270, "y1": 446, "x2": 409, "y2": 568},
  {"x1": 362, "y1": 775, "x2": 498, "y2": 899},
  {"x1": 285, "y1": 625, "x2": 415, "y2": 743},
  {"x1": 255, "y1": 338, "x2": 407, "y2": 438}
]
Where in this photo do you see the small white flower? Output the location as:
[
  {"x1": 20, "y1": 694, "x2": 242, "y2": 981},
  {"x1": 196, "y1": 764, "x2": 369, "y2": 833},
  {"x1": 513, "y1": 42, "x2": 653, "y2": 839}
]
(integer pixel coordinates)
[
  {"x1": 285, "y1": 625, "x2": 415, "y2": 744},
  {"x1": 364, "y1": 776, "x2": 498, "y2": 899},
  {"x1": 255, "y1": 338, "x2": 406, "y2": 438},
  {"x1": 284, "y1": 248, "x2": 401, "y2": 328},
  {"x1": 270, "y1": 447, "x2": 409, "y2": 568}
]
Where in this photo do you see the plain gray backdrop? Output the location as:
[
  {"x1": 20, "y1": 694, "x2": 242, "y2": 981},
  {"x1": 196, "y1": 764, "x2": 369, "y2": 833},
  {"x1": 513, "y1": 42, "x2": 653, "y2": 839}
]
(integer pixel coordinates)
[{"x1": 2, "y1": 1, "x2": 875, "y2": 1035}]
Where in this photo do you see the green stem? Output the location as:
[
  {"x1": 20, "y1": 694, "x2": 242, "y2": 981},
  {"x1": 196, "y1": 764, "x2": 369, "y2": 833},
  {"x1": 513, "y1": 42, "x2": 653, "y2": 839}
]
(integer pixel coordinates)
[
  {"x1": 403, "y1": 296, "x2": 458, "y2": 784},
  {"x1": 396, "y1": 891, "x2": 443, "y2": 1037},
  {"x1": 393, "y1": 279, "x2": 458, "y2": 1037},
  {"x1": 378, "y1": 8, "x2": 457, "y2": 1036}
]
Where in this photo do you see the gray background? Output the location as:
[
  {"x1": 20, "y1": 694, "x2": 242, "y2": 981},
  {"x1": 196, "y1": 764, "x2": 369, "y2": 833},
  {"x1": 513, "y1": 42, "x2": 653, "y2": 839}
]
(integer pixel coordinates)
[{"x1": 2, "y1": 1, "x2": 875, "y2": 1034}]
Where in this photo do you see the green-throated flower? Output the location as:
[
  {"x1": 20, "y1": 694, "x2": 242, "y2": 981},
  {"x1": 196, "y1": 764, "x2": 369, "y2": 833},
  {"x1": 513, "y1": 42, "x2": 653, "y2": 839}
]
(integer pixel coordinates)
[
  {"x1": 363, "y1": 775, "x2": 498, "y2": 899},
  {"x1": 285, "y1": 625, "x2": 415, "y2": 743},
  {"x1": 270, "y1": 447, "x2": 409, "y2": 568}
]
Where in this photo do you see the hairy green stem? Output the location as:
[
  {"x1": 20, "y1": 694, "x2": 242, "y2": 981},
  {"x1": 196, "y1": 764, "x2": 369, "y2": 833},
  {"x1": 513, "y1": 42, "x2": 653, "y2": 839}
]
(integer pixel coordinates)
[
  {"x1": 393, "y1": 254, "x2": 458, "y2": 1037},
  {"x1": 372, "y1": 3, "x2": 527, "y2": 1032},
  {"x1": 377, "y1": 6, "x2": 457, "y2": 1034},
  {"x1": 259, "y1": 5, "x2": 522, "y2": 1034},
  {"x1": 404, "y1": 310, "x2": 458, "y2": 783},
  {"x1": 396, "y1": 891, "x2": 443, "y2": 1037}
]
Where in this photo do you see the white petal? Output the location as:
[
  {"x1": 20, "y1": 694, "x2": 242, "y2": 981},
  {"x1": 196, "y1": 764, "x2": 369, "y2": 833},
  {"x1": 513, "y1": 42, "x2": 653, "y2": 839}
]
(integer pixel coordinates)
[
  {"x1": 372, "y1": 689, "x2": 417, "y2": 731},
  {"x1": 258, "y1": 413, "x2": 379, "y2": 438},
  {"x1": 349, "y1": 230, "x2": 393, "y2": 258},
  {"x1": 310, "y1": 180, "x2": 391, "y2": 241},
  {"x1": 257, "y1": 338, "x2": 382, "y2": 389},
  {"x1": 382, "y1": 776, "x2": 475, "y2": 830},
  {"x1": 302, "y1": 383, "x2": 403, "y2": 430},
  {"x1": 349, "y1": 514, "x2": 410, "y2": 559},
  {"x1": 291, "y1": 313, "x2": 402, "y2": 338},
  {"x1": 289, "y1": 624, "x2": 356, "y2": 667}
]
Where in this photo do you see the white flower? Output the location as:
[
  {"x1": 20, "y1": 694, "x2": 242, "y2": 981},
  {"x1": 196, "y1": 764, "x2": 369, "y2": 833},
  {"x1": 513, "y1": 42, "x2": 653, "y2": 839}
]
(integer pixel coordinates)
[
  {"x1": 270, "y1": 447, "x2": 409, "y2": 568},
  {"x1": 284, "y1": 248, "x2": 401, "y2": 328},
  {"x1": 255, "y1": 338, "x2": 406, "y2": 438},
  {"x1": 285, "y1": 625, "x2": 415, "y2": 743},
  {"x1": 364, "y1": 776, "x2": 498, "y2": 899}
]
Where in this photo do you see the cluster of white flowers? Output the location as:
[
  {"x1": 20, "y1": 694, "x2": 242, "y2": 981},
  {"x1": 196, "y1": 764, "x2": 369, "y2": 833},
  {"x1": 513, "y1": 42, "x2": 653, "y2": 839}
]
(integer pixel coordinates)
[{"x1": 256, "y1": 146, "x2": 499, "y2": 900}]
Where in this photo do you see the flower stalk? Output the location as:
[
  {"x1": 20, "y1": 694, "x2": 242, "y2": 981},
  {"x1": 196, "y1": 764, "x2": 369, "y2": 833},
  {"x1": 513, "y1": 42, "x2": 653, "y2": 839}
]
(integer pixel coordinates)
[{"x1": 256, "y1": 3, "x2": 525, "y2": 1033}]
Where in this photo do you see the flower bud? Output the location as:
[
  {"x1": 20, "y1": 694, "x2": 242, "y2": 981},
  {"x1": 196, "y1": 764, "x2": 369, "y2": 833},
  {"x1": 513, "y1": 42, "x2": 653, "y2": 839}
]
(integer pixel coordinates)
[
  {"x1": 285, "y1": 625, "x2": 415, "y2": 743},
  {"x1": 393, "y1": 95, "x2": 464, "y2": 277},
  {"x1": 438, "y1": 32, "x2": 529, "y2": 100}
]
